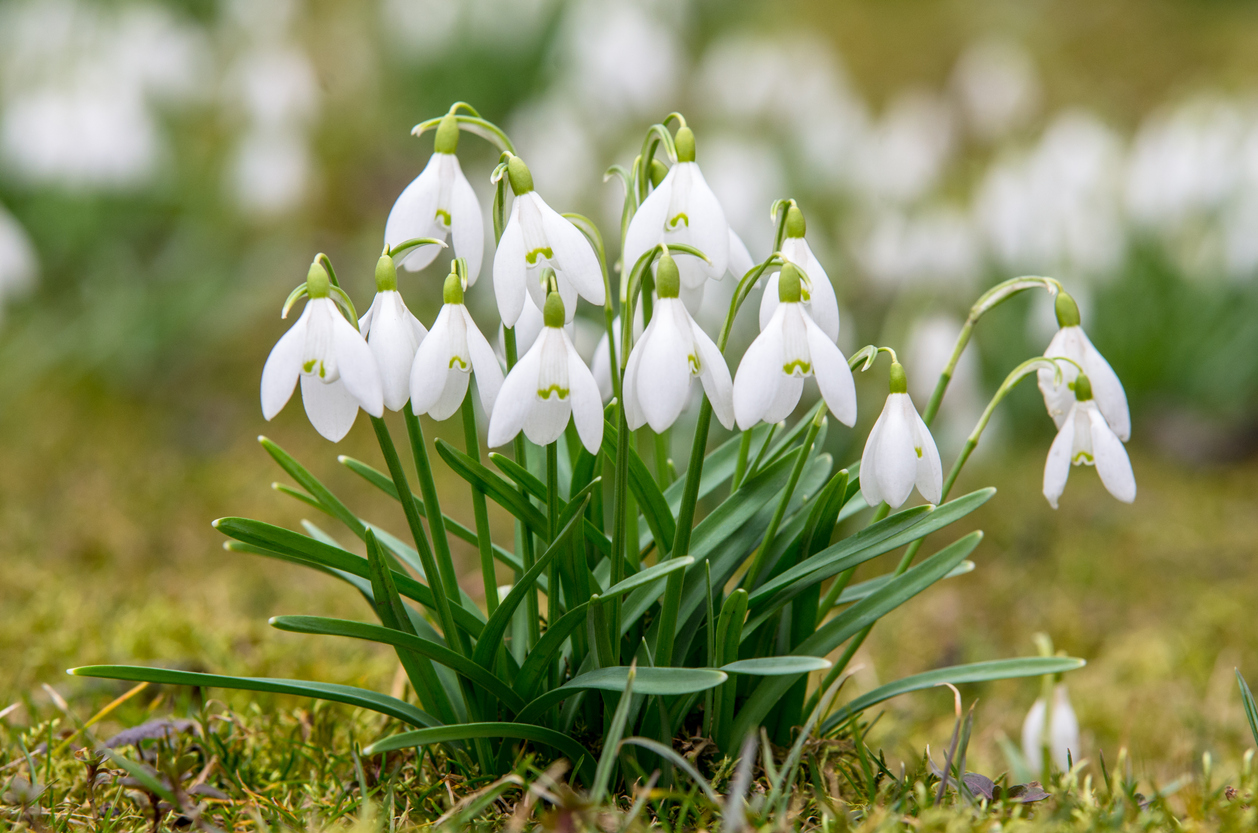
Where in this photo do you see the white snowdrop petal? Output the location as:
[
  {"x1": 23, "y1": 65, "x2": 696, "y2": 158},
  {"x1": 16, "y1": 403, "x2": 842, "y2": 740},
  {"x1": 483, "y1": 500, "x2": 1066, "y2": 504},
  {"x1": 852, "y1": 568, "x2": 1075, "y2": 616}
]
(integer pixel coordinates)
[
  {"x1": 593, "y1": 327, "x2": 614, "y2": 404},
  {"x1": 567, "y1": 340, "x2": 605, "y2": 453},
  {"x1": 909, "y1": 401, "x2": 944, "y2": 504},
  {"x1": 1021, "y1": 698, "x2": 1048, "y2": 771},
  {"x1": 1049, "y1": 686, "x2": 1080, "y2": 772},
  {"x1": 1038, "y1": 327, "x2": 1084, "y2": 429},
  {"x1": 728, "y1": 228, "x2": 755, "y2": 280},
  {"x1": 1078, "y1": 330, "x2": 1130, "y2": 441},
  {"x1": 300, "y1": 375, "x2": 360, "y2": 442},
  {"x1": 385, "y1": 156, "x2": 444, "y2": 272},
  {"x1": 763, "y1": 375, "x2": 805, "y2": 424},
  {"x1": 448, "y1": 157, "x2": 484, "y2": 285},
  {"x1": 368, "y1": 293, "x2": 420, "y2": 412},
  {"x1": 410, "y1": 306, "x2": 454, "y2": 415},
  {"x1": 492, "y1": 201, "x2": 528, "y2": 327},
  {"x1": 873, "y1": 401, "x2": 919, "y2": 509},
  {"x1": 1088, "y1": 407, "x2": 1136, "y2": 503},
  {"x1": 1042, "y1": 410, "x2": 1077, "y2": 509},
  {"x1": 859, "y1": 407, "x2": 889, "y2": 508},
  {"x1": 429, "y1": 367, "x2": 471, "y2": 421},
  {"x1": 260, "y1": 307, "x2": 308, "y2": 420},
  {"x1": 622, "y1": 169, "x2": 675, "y2": 277},
  {"x1": 733, "y1": 311, "x2": 786, "y2": 429},
  {"x1": 524, "y1": 396, "x2": 571, "y2": 446},
  {"x1": 691, "y1": 315, "x2": 735, "y2": 430},
  {"x1": 487, "y1": 344, "x2": 542, "y2": 448},
  {"x1": 358, "y1": 295, "x2": 378, "y2": 335},
  {"x1": 759, "y1": 272, "x2": 781, "y2": 333},
  {"x1": 540, "y1": 204, "x2": 605, "y2": 307},
  {"x1": 796, "y1": 241, "x2": 840, "y2": 343},
  {"x1": 635, "y1": 315, "x2": 692, "y2": 433},
  {"x1": 674, "y1": 163, "x2": 729, "y2": 279},
  {"x1": 805, "y1": 317, "x2": 857, "y2": 427},
  {"x1": 331, "y1": 314, "x2": 384, "y2": 418},
  {"x1": 622, "y1": 332, "x2": 647, "y2": 430},
  {"x1": 464, "y1": 308, "x2": 504, "y2": 415}
]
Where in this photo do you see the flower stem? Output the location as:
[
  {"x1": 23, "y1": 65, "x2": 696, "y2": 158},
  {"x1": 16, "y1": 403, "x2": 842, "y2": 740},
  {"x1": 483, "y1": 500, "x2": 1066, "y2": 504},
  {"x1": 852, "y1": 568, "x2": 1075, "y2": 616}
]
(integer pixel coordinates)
[
  {"x1": 461, "y1": 393, "x2": 498, "y2": 615},
  {"x1": 502, "y1": 326, "x2": 541, "y2": 650},
  {"x1": 730, "y1": 431, "x2": 753, "y2": 492}
]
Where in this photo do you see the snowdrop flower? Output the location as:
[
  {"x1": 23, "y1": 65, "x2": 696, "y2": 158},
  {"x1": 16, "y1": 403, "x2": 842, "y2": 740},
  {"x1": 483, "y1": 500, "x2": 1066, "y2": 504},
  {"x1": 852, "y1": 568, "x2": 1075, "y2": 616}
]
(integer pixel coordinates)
[
  {"x1": 1021, "y1": 683, "x2": 1080, "y2": 774},
  {"x1": 733, "y1": 264, "x2": 857, "y2": 429},
  {"x1": 488, "y1": 292, "x2": 603, "y2": 452},
  {"x1": 358, "y1": 253, "x2": 427, "y2": 412},
  {"x1": 860, "y1": 362, "x2": 942, "y2": 509},
  {"x1": 1037, "y1": 292, "x2": 1130, "y2": 441},
  {"x1": 385, "y1": 115, "x2": 485, "y2": 281},
  {"x1": 410, "y1": 271, "x2": 504, "y2": 422},
  {"x1": 623, "y1": 126, "x2": 732, "y2": 291},
  {"x1": 622, "y1": 256, "x2": 735, "y2": 433},
  {"x1": 261, "y1": 260, "x2": 383, "y2": 442},
  {"x1": 493, "y1": 155, "x2": 604, "y2": 327},
  {"x1": 759, "y1": 205, "x2": 841, "y2": 342},
  {"x1": 1043, "y1": 374, "x2": 1136, "y2": 509}
]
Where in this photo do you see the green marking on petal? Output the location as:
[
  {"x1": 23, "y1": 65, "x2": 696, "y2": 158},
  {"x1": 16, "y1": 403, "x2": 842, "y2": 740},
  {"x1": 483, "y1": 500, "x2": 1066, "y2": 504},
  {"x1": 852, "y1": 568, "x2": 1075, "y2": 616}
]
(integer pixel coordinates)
[
  {"x1": 449, "y1": 356, "x2": 469, "y2": 370},
  {"x1": 538, "y1": 385, "x2": 569, "y2": 400},
  {"x1": 688, "y1": 354, "x2": 701, "y2": 375},
  {"x1": 525, "y1": 246, "x2": 553, "y2": 265},
  {"x1": 1072, "y1": 451, "x2": 1094, "y2": 464},
  {"x1": 434, "y1": 209, "x2": 451, "y2": 226},
  {"x1": 318, "y1": 361, "x2": 327, "y2": 379},
  {"x1": 782, "y1": 360, "x2": 811, "y2": 376},
  {"x1": 915, "y1": 446, "x2": 923, "y2": 459},
  {"x1": 668, "y1": 213, "x2": 689, "y2": 229},
  {"x1": 303, "y1": 360, "x2": 316, "y2": 373}
]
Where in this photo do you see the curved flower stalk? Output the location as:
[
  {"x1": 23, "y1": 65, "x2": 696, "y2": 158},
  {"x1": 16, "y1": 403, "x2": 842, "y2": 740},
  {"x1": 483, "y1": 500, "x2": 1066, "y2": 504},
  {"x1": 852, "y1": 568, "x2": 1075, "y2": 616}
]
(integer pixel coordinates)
[
  {"x1": 488, "y1": 291, "x2": 603, "y2": 452},
  {"x1": 622, "y1": 255, "x2": 734, "y2": 433},
  {"x1": 733, "y1": 263, "x2": 857, "y2": 430},
  {"x1": 359, "y1": 253, "x2": 428, "y2": 412},
  {"x1": 385, "y1": 114, "x2": 485, "y2": 281},
  {"x1": 261, "y1": 259, "x2": 383, "y2": 442},
  {"x1": 1022, "y1": 683, "x2": 1080, "y2": 774},
  {"x1": 759, "y1": 205, "x2": 841, "y2": 343},
  {"x1": 1043, "y1": 373, "x2": 1136, "y2": 508},
  {"x1": 493, "y1": 155, "x2": 604, "y2": 327},
  {"x1": 1037, "y1": 291, "x2": 1130, "y2": 441},
  {"x1": 860, "y1": 361, "x2": 943, "y2": 509},
  {"x1": 410, "y1": 270, "x2": 504, "y2": 422},
  {"x1": 623, "y1": 125, "x2": 733, "y2": 291}
]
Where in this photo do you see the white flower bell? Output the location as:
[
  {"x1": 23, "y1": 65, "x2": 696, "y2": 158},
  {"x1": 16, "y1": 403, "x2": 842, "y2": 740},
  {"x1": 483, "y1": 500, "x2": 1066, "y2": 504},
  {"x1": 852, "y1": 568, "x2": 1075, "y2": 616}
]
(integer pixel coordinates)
[
  {"x1": 487, "y1": 291, "x2": 604, "y2": 453},
  {"x1": 623, "y1": 126, "x2": 732, "y2": 292},
  {"x1": 359, "y1": 254, "x2": 428, "y2": 412},
  {"x1": 1021, "y1": 683, "x2": 1080, "y2": 775},
  {"x1": 261, "y1": 260, "x2": 384, "y2": 442},
  {"x1": 733, "y1": 263, "x2": 857, "y2": 430},
  {"x1": 759, "y1": 205, "x2": 841, "y2": 343},
  {"x1": 622, "y1": 255, "x2": 735, "y2": 433},
  {"x1": 1037, "y1": 292, "x2": 1130, "y2": 441},
  {"x1": 385, "y1": 115, "x2": 485, "y2": 282},
  {"x1": 860, "y1": 362, "x2": 943, "y2": 509},
  {"x1": 493, "y1": 155, "x2": 604, "y2": 328},
  {"x1": 1042, "y1": 373, "x2": 1136, "y2": 509},
  {"x1": 410, "y1": 271, "x2": 504, "y2": 422}
]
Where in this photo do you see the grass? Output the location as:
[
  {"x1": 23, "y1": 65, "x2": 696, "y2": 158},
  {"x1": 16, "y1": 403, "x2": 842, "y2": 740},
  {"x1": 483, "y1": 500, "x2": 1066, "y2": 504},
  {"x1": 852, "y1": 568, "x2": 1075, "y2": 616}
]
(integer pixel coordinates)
[{"x1": 2, "y1": 365, "x2": 1257, "y2": 829}]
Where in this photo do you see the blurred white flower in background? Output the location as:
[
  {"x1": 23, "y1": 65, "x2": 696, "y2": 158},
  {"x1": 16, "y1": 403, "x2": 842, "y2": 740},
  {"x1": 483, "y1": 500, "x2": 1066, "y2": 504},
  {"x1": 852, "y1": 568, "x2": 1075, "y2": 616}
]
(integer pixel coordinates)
[
  {"x1": 850, "y1": 90, "x2": 955, "y2": 206},
  {"x1": 0, "y1": 203, "x2": 38, "y2": 315},
  {"x1": 950, "y1": 38, "x2": 1041, "y2": 143},
  {"x1": 509, "y1": 97, "x2": 597, "y2": 210},
  {"x1": 904, "y1": 313, "x2": 986, "y2": 455},
  {"x1": 855, "y1": 205, "x2": 979, "y2": 291},
  {"x1": 382, "y1": 0, "x2": 557, "y2": 61}
]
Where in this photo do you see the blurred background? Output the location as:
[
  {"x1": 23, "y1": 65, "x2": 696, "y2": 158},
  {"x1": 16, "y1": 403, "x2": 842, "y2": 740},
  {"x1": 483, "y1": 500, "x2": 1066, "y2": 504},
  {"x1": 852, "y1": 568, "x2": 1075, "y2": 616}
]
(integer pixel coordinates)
[{"x1": 2, "y1": 0, "x2": 1258, "y2": 784}]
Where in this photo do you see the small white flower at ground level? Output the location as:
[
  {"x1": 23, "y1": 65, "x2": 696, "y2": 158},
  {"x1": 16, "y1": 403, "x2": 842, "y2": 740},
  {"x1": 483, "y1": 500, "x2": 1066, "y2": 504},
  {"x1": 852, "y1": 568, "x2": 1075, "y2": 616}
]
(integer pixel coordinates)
[
  {"x1": 385, "y1": 115, "x2": 485, "y2": 281},
  {"x1": 860, "y1": 362, "x2": 943, "y2": 508},
  {"x1": 759, "y1": 205, "x2": 841, "y2": 343},
  {"x1": 410, "y1": 271, "x2": 504, "y2": 422},
  {"x1": 1037, "y1": 292, "x2": 1130, "y2": 441},
  {"x1": 261, "y1": 260, "x2": 383, "y2": 442},
  {"x1": 622, "y1": 255, "x2": 735, "y2": 433},
  {"x1": 1043, "y1": 373, "x2": 1136, "y2": 509},
  {"x1": 488, "y1": 291, "x2": 604, "y2": 452},
  {"x1": 1021, "y1": 683, "x2": 1080, "y2": 775},
  {"x1": 493, "y1": 155, "x2": 604, "y2": 327},
  {"x1": 359, "y1": 254, "x2": 428, "y2": 412},
  {"x1": 733, "y1": 263, "x2": 857, "y2": 429},
  {"x1": 623, "y1": 126, "x2": 732, "y2": 291}
]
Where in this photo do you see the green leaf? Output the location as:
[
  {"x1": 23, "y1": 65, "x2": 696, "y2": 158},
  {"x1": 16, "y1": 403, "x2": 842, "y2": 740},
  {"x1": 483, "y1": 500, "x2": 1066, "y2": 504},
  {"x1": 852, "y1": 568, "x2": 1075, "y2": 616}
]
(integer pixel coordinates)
[
  {"x1": 599, "y1": 556, "x2": 693, "y2": 600},
  {"x1": 833, "y1": 561, "x2": 975, "y2": 606},
  {"x1": 822, "y1": 657, "x2": 1088, "y2": 734},
  {"x1": 618, "y1": 737, "x2": 722, "y2": 804},
  {"x1": 488, "y1": 452, "x2": 547, "y2": 501},
  {"x1": 602, "y1": 419, "x2": 675, "y2": 555},
  {"x1": 513, "y1": 602, "x2": 591, "y2": 702},
  {"x1": 260, "y1": 437, "x2": 364, "y2": 538},
  {"x1": 591, "y1": 664, "x2": 636, "y2": 804},
  {"x1": 434, "y1": 439, "x2": 549, "y2": 537},
  {"x1": 720, "y1": 657, "x2": 832, "y2": 676},
  {"x1": 1238, "y1": 670, "x2": 1258, "y2": 750},
  {"x1": 69, "y1": 666, "x2": 439, "y2": 729},
  {"x1": 269, "y1": 616, "x2": 525, "y2": 713},
  {"x1": 513, "y1": 667, "x2": 728, "y2": 726},
  {"x1": 365, "y1": 723, "x2": 595, "y2": 784}
]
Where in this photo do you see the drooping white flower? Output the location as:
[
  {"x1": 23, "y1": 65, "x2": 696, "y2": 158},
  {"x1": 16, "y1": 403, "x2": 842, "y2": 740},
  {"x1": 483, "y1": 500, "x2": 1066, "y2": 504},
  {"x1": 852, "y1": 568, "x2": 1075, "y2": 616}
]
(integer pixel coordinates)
[
  {"x1": 385, "y1": 115, "x2": 485, "y2": 281},
  {"x1": 261, "y1": 260, "x2": 383, "y2": 442},
  {"x1": 1037, "y1": 292, "x2": 1130, "y2": 441},
  {"x1": 358, "y1": 254, "x2": 428, "y2": 412},
  {"x1": 860, "y1": 363, "x2": 943, "y2": 509},
  {"x1": 621, "y1": 256, "x2": 734, "y2": 433},
  {"x1": 1043, "y1": 374, "x2": 1136, "y2": 509},
  {"x1": 759, "y1": 205, "x2": 841, "y2": 343},
  {"x1": 1021, "y1": 683, "x2": 1080, "y2": 775},
  {"x1": 493, "y1": 155, "x2": 604, "y2": 327},
  {"x1": 410, "y1": 271, "x2": 504, "y2": 422},
  {"x1": 623, "y1": 126, "x2": 732, "y2": 290},
  {"x1": 733, "y1": 263, "x2": 857, "y2": 429},
  {"x1": 488, "y1": 291, "x2": 604, "y2": 452}
]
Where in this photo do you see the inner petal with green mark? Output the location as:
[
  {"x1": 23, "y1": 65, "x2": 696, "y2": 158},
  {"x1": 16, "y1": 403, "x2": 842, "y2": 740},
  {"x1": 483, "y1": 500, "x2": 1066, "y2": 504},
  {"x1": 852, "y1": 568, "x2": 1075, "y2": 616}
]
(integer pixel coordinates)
[
  {"x1": 537, "y1": 385, "x2": 570, "y2": 400},
  {"x1": 668, "y1": 213, "x2": 689, "y2": 229},
  {"x1": 434, "y1": 209, "x2": 451, "y2": 227},
  {"x1": 448, "y1": 355, "x2": 469, "y2": 371},
  {"x1": 1072, "y1": 451, "x2": 1094, "y2": 464},
  {"x1": 915, "y1": 446, "x2": 923, "y2": 459},
  {"x1": 782, "y1": 359, "x2": 811, "y2": 376},
  {"x1": 687, "y1": 353, "x2": 701, "y2": 375},
  {"x1": 525, "y1": 246, "x2": 553, "y2": 265}
]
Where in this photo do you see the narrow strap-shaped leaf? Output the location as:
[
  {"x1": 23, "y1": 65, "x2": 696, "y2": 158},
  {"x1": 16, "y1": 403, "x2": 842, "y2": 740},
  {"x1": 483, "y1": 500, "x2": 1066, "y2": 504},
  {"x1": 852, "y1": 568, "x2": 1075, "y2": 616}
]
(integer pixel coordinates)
[
  {"x1": 488, "y1": 452, "x2": 547, "y2": 501},
  {"x1": 591, "y1": 665, "x2": 636, "y2": 804},
  {"x1": 832, "y1": 561, "x2": 975, "y2": 606},
  {"x1": 602, "y1": 419, "x2": 675, "y2": 556},
  {"x1": 435, "y1": 439, "x2": 549, "y2": 537},
  {"x1": 619, "y1": 737, "x2": 722, "y2": 803},
  {"x1": 472, "y1": 500, "x2": 588, "y2": 670},
  {"x1": 514, "y1": 602, "x2": 591, "y2": 702},
  {"x1": 365, "y1": 723, "x2": 595, "y2": 784},
  {"x1": 720, "y1": 657, "x2": 832, "y2": 676},
  {"x1": 1239, "y1": 670, "x2": 1258, "y2": 749},
  {"x1": 514, "y1": 667, "x2": 727, "y2": 727},
  {"x1": 597, "y1": 556, "x2": 693, "y2": 601},
  {"x1": 661, "y1": 425, "x2": 770, "y2": 510},
  {"x1": 225, "y1": 540, "x2": 374, "y2": 602},
  {"x1": 730, "y1": 531, "x2": 984, "y2": 747},
  {"x1": 70, "y1": 666, "x2": 439, "y2": 729},
  {"x1": 260, "y1": 437, "x2": 365, "y2": 538},
  {"x1": 270, "y1": 615, "x2": 525, "y2": 713},
  {"x1": 821, "y1": 656, "x2": 1087, "y2": 735}
]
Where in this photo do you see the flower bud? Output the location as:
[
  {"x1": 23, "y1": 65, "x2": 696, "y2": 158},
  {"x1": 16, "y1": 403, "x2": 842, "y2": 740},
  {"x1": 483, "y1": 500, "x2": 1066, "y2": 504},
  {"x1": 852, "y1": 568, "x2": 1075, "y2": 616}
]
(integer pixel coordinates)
[
  {"x1": 375, "y1": 254, "x2": 398, "y2": 292},
  {"x1": 1072, "y1": 373, "x2": 1093, "y2": 402},
  {"x1": 675, "y1": 126, "x2": 695, "y2": 163},
  {"x1": 443, "y1": 270, "x2": 464, "y2": 304},
  {"x1": 889, "y1": 361, "x2": 907, "y2": 394},
  {"x1": 649, "y1": 159, "x2": 669, "y2": 187},
  {"x1": 507, "y1": 155, "x2": 534, "y2": 195},
  {"x1": 785, "y1": 205, "x2": 806, "y2": 239},
  {"x1": 543, "y1": 290, "x2": 565, "y2": 327},
  {"x1": 1055, "y1": 291, "x2": 1081, "y2": 328},
  {"x1": 656, "y1": 255, "x2": 680, "y2": 298},
  {"x1": 434, "y1": 114, "x2": 459, "y2": 155},
  {"x1": 307, "y1": 260, "x2": 330, "y2": 298},
  {"x1": 778, "y1": 262, "x2": 802, "y2": 303}
]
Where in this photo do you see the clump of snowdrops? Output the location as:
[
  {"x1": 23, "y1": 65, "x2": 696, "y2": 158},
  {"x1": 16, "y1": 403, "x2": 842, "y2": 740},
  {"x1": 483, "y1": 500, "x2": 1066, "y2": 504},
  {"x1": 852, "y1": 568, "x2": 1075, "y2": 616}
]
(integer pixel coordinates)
[{"x1": 72, "y1": 104, "x2": 1135, "y2": 794}]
